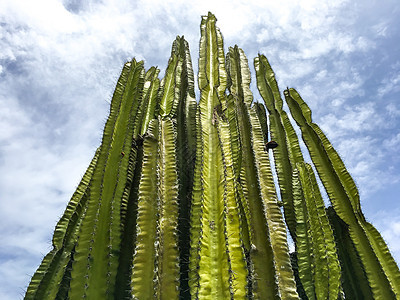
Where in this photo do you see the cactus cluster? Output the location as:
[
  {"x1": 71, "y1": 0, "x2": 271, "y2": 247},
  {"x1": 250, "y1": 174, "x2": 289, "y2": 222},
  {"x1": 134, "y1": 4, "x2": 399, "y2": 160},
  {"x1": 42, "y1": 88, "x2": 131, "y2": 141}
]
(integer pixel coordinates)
[{"x1": 26, "y1": 13, "x2": 400, "y2": 299}]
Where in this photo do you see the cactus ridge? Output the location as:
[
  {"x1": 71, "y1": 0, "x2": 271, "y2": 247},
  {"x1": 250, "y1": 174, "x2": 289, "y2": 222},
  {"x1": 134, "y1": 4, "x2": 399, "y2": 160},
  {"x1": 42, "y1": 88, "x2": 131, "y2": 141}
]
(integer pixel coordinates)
[
  {"x1": 249, "y1": 106, "x2": 299, "y2": 299},
  {"x1": 296, "y1": 163, "x2": 341, "y2": 299},
  {"x1": 26, "y1": 12, "x2": 399, "y2": 300},
  {"x1": 327, "y1": 207, "x2": 374, "y2": 299},
  {"x1": 255, "y1": 54, "x2": 345, "y2": 300},
  {"x1": 285, "y1": 88, "x2": 399, "y2": 299},
  {"x1": 218, "y1": 118, "x2": 248, "y2": 298},
  {"x1": 188, "y1": 107, "x2": 204, "y2": 297},
  {"x1": 254, "y1": 55, "x2": 297, "y2": 241}
]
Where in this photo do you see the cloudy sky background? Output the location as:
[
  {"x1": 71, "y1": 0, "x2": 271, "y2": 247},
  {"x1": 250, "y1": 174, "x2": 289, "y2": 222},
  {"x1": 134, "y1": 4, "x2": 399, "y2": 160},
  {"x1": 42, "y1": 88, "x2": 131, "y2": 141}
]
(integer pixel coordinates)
[{"x1": 1, "y1": 0, "x2": 399, "y2": 298}]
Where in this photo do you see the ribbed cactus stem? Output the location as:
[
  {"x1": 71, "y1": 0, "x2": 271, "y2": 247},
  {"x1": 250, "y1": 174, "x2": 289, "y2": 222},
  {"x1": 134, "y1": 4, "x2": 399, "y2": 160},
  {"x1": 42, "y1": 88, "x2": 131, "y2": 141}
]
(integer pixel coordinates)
[
  {"x1": 218, "y1": 120, "x2": 249, "y2": 299},
  {"x1": 172, "y1": 36, "x2": 198, "y2": 299},
  {"x1": 326, "y1": 207, "x2": 374, "y2": 299},
  {"x1": 69, "y1": 59, "x2": 145, "y2": 299},
  {"x1": 140, "y1": 67, "x2": 161, "y2": 135},
  {"x1": 295, "y1": 162, "x2": 341, "y2": 299},
  {"x1": 25, "y1": 12, "x2": 399, "y2": 300},
  {"x1": 25, "y1": 149, "x2": 99, "y2": 300},
  {"x1": 189, "y1": 13, "x2": 249, "y2": 299},
  {"x1": 254, "y1": 55, "x2": 297, "y2": 241},
  {"x1": 131, "y1": 118, "x2": 160, "y2": 297},
  {"x1": 188, "y1": 107, "x2": 204, "y2": 296},
  {"x1": 285, "y1": 88, "x2": 399, "y2": 299},
  {"x1": 194, "y1": 14, "x2": 232, "y2": 297},
  {"x1": 249, "y1": 106, "x2": 299, "y2": 299}
]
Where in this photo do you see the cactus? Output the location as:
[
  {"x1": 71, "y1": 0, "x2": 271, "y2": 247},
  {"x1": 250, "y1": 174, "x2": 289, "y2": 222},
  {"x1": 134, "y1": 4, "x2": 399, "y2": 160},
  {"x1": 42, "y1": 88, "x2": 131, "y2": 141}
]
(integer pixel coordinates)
[{"x1": 26, "y1": 12, "x2": 399, "y2": 300}]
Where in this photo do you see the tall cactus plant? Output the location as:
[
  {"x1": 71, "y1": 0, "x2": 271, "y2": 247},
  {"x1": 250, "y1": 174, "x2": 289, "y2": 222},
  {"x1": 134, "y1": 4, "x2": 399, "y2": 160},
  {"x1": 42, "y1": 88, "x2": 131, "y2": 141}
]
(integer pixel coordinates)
[{"x1": 26, "y1": 12, "x2": 399, "y2": 299}]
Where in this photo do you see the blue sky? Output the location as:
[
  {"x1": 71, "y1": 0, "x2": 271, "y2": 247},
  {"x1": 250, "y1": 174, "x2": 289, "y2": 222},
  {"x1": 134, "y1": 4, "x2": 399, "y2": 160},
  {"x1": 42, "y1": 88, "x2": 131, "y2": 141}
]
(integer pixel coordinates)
[{"x1": 1, "y1": 0, "x2": 399, "y2": 298}]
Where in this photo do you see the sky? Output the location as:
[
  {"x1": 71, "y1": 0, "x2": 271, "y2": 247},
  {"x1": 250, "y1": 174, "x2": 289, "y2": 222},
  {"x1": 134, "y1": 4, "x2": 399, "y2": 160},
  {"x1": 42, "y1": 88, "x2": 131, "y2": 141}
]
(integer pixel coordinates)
[{"x1": 1, "y1": 0, "x2": 399, "y2": 298}]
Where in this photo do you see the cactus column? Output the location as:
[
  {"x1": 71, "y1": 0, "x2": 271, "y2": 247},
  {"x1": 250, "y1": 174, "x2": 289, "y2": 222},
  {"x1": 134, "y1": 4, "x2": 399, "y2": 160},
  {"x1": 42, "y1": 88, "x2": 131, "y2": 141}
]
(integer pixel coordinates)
[{"x1": 25, "y1": 12, "x2": 399, "y2": 300}]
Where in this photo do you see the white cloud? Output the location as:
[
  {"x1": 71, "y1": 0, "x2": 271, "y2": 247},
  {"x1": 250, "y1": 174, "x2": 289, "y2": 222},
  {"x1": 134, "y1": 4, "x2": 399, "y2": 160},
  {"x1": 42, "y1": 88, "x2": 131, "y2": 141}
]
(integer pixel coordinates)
[
  {"x1": 320, "y1": 102, "x2": 380, "y2": 140},
  {"x1": 386, "y1": 102, "x2": 400, "y2": 117},
  {"x1": 318, "y1": 106, "x2": 400, "y2": 197},
  {"x1": 378, "y1": 71, "x2": 400, "y2": 97},
  {"x1": 384, "y1": 133, "x2": 400, "y2": 152}
]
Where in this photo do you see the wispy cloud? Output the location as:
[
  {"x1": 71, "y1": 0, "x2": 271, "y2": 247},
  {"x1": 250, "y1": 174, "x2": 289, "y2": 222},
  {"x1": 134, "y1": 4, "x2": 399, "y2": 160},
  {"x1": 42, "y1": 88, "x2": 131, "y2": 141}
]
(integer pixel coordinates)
[{"x1": 378, "y1": 63, "x2": 400, "y2": 97}]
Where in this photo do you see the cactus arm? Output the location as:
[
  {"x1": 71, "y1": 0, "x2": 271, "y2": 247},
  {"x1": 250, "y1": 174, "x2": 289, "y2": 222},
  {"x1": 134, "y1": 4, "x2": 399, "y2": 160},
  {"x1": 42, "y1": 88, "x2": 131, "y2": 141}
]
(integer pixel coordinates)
[
  {"x1": 51, "y1": 148, "x2": 100, "y2": 250},
  {"x1": 252, "y1": 56, "x2": 342, "y2": 299},
  {"x1": 249, "y1": 107, "x2": 299, "y2": 299},
  {"x1": 67, "y1": 61, "x2": 131, "y2": 298},
  {"x1": 296, "y1": 163, "x2": 341, "y2": 299},
  {"x1": 327, "y1": 207, "x2": 374, "y2": 299},
  {"x1": 114, "y1": 140, "x2": 143, "y2": 299},
  {"x1": 171, "y1": 58, "x2": 184, "y2": 117},
  {"x1": 107, "y1": 82, "x2": 142, "y2": 296},
  {"x1": 92, "y1": 60, "x2": 143, "y2": 298},
  {"x1": 140, "y1": 67, "x2": 161, "y2": 135},
  {"x1": 181, "y1": 37, "x2": 196, "y2": 100},
  {"x1": 284, "y1": 89, "x2": 398, "y2": 299},
  {"x1": 132, "y1": 118, "x2": 181, "y2": 299},
  {"x1": 254, "y1": 55, "x2": 296, "y2": 239},
  {"x1": 69, "y1": 60, "x2": 145, "y2": 299},
  {"x1": 45, "y1": 150, "x2": 100, "y2": 299},
  {"x1": 173, "y1": 36, "x2": 198, "y2": 299},
  {"x1": 226, "y1": 46, "x2": 251, "y2": 175},
  {"x1": 25, "y1": 247, "x2": 57, "y2": 300},
  {"x1": 54, "y1": 249, "x2": 75, "y2": 300},
  {"x1": 196, "y1": 87, "x2": 231, "y2": 299},
  {"x1": 24, "y1": 250, "x2": 59, "y2": 300},
  {"x1": 257, "y1": 54, "x2": 284, "y2": 111},
  {"x1": 225, "y1": 94, "x2": 251, "y2": 253},
  {"x1": 24, "y1": 148, "x2": 99, "y2": 300},
  {"x1": 254, "y1": 102, "x2": 268, "y2": 143},
  {"x1": 304, "y1": 164, "x2": 341, "y2": 300},
  {"x1": 159, "y1": 54, "x2": 181, "y2": 117},
  {"x1": 154, "y1": 117, "x2": 180, "y2": 298},
  {"x1": 225, "y1": 49, "x2": 253, "y2": 254},
  {"x1": 225, "y1": 93, "x2": 242, "y2": 176},
  {"x1": 292, "y1": 169, "x2": 316, "y2": 300},
  {"x1": 218, "y1": 119, "x2": 249, "y2": 299},
  {"x1": 131, "y1": 119, "x2": 160, "y2": 298},
  {"x1": 284, "y1": 92, "x2": 398, "y2": 291},
  {"x1": 280, "y1": 110, "x2": 304, "y2": 170},
  {"x1": 267, "y1": 112, "x2": 296, "y2": 238},
  {"x1": 198, "y1": 13, "x2": 220, "y2": 93},
  {"x1": 215, "y1": 29, "x2": 228, "y2": 113},
  {"x1": 288, "y1": 89, "x2": 360, "y2": 213},
  {"x1": 227, "y1": 46, "x2": 253, "y2": 106},
  {"x1": 236, "y1": 47, "x2": 253, "y2": 106},
  {"x1": 298, "y1": 163, "x2": 327, "y2": 300},
  {"x1": 189, "y1": 107, "x2": 204, "y2": 297},
  {"x1": 235, "y1": 100, "x2": 278, "y2": 299},
  {"x1": 115, "y1": 64, "x2": 159, "y2": 298},
  {"x1": 179, "y1": 36, "x2": 197, "y2": 155},
  {"x1": 254, "y1": 54, "x2": 340, "y2": 298},
  {"x1": 362, "y1": 221, "x2": 400, "y2": 295},
  {"x1": 180, "y1": 36, "x2": 197, "y2": 158},
  {"x1": 191, "y1": 13, "x2": 234, "y2": 298},
  {"x1": 224, "y1": 95, "x2": 251, "y2": 255}
]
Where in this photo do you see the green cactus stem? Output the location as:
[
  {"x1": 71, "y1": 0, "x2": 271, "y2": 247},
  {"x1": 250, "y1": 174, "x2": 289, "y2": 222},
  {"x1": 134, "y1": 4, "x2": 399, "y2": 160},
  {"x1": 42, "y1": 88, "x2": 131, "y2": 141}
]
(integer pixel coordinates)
[
  {"x1": 25, "y1": 12, "x2": 399, "y2": 300},
  {"x1": 285, "y1": 88, "x2": 399, "y2": 299}
]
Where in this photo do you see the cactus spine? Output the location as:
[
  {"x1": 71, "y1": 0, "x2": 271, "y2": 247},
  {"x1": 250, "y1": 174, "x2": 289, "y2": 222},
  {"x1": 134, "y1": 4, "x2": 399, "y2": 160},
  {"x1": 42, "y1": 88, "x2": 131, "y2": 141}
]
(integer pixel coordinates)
[{"x1": 26, "y1": 12, "x2": 399, "y2": 300}]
